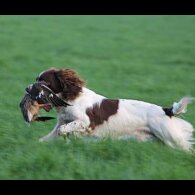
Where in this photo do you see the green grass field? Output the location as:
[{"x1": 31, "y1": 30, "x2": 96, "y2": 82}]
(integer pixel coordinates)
[{"x1": 1, "y1": 15, "x2": 195, "y2": 179}]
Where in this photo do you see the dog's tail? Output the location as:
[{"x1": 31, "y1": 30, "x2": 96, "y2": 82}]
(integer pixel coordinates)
[
  {"x1": 172, "y1": 97, "x2": 194, "y2": 116},
  {"x1": 163, "y1": 97, "x2": 194, "y2": 118},
  {"x1": 150, "y1": 97, "x2": 195, "y2": 152}
]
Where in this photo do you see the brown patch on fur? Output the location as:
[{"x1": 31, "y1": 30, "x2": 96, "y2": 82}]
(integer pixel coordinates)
[
  {"x1": 56, "y1": 69, "x2": 85, "y2": 101},
  {"x1": 37, "y1": 68, "x2": 85, "y2": 101},
  {"x1": 36, "y1": 68, "x2": 62, "y2": 93},
  {"x1": 86, "y1": 99, "x2": 119, "y2": 130}
]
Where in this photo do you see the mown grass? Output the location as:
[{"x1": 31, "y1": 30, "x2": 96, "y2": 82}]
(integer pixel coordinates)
[{"x1": 0, "y1": 15, "x2": 195, "y2": 179}]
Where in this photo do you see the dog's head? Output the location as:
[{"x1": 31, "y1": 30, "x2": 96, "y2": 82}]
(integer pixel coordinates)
[{"x1": 36, "y1": 68, "x2": 85, "y2": 101}]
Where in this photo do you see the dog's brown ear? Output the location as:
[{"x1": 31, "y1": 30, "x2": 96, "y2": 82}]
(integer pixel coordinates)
[
  {"x1": 55, "y1": 69, "x2": 85, "y2": 101},
  {"x1": 36, "y1": 68, "x2": 62, "y2": 93}
]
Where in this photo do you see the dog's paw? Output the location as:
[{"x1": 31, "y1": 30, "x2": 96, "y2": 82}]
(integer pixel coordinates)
[
  {"x1": 39, "y1": 138, "x2": 45, "y2": 142},
  {"x1": 59, "y1": 131, "x2": 69, "y2": 139},
  {"x1": 59, "y1": 125, "x2": 68, "y2": 135},
  {"x1": 39, "y1": 137, "x2": 50, "y2": 142}
]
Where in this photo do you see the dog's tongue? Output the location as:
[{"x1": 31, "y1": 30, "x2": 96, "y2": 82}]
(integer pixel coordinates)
[{"x1": 43, "y1": 104, "x2": 52, "y2": 112}]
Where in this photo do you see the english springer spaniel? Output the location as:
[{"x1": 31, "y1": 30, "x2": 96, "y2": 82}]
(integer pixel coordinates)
[{"x1": 23, "y1": 68, "x2": 195, "y2": 151}]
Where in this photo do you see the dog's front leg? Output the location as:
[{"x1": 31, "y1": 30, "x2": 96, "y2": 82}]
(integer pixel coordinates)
[
  {"x1": 39, "y1": 120, "x2": 65, "y2": 142},
  {"x1": 59, "y1": 120, "x2": 89, "y2": 137}
]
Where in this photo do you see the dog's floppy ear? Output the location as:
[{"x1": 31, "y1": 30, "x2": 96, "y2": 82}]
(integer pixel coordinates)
[{"x1": 55, "y1": 69, "x2": 85, "y2": 100}]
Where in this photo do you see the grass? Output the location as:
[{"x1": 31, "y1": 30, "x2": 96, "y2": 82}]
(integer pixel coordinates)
[{"x1": 0, "y1": 15, "x2": 195, "y2": 179}]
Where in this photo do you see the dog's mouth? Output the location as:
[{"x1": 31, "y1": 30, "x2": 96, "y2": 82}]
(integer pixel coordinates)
[
  {"x1": 20, "y1": 93, "x2": 55, "y2": 123},
  {"x1": 39, "y1": 103, "x2": 53, "y2": 112},
  {"x1": 20, "y1": 82, "x2": 70, "y2": 124},
  {"x1": 29, "y1": 103, "x2": 54, "y2": 122}
]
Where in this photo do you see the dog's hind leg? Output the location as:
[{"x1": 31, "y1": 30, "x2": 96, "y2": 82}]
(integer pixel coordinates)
[
  {"x1": 118, "y1": 128, "x2": 155, "y2": 141},
  {"x1": 148, "y1": 116, "x2": 194, "y2": 151},
  {"x1": 148, "y1": 97, "x2": 195, "y2": 151}
]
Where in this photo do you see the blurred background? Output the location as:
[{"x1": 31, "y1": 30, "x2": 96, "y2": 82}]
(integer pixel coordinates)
[{"x1": 0, "y1": 15, "x2": 195, "y2": 179}]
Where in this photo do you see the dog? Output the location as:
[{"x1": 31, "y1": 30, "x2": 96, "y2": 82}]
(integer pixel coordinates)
[{"x1": 21, "y1": 68, "x2": 195, "y2": 151}]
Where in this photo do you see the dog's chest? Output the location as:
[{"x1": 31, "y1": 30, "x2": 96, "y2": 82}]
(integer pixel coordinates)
[{"x1": 56, "y1": 105, "x2": 83, "y2": 123}]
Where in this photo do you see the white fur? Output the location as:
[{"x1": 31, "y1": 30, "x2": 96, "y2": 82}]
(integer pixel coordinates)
[
  {"x1": 172, "y1": 97, "x2": 194, "y2": 116},
  {"x1": 39, "y1": 87, "x2": 194, "y2": 151},
  {"x1": 27, "y1": 110, "x2": 33, "y2": 122}
]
